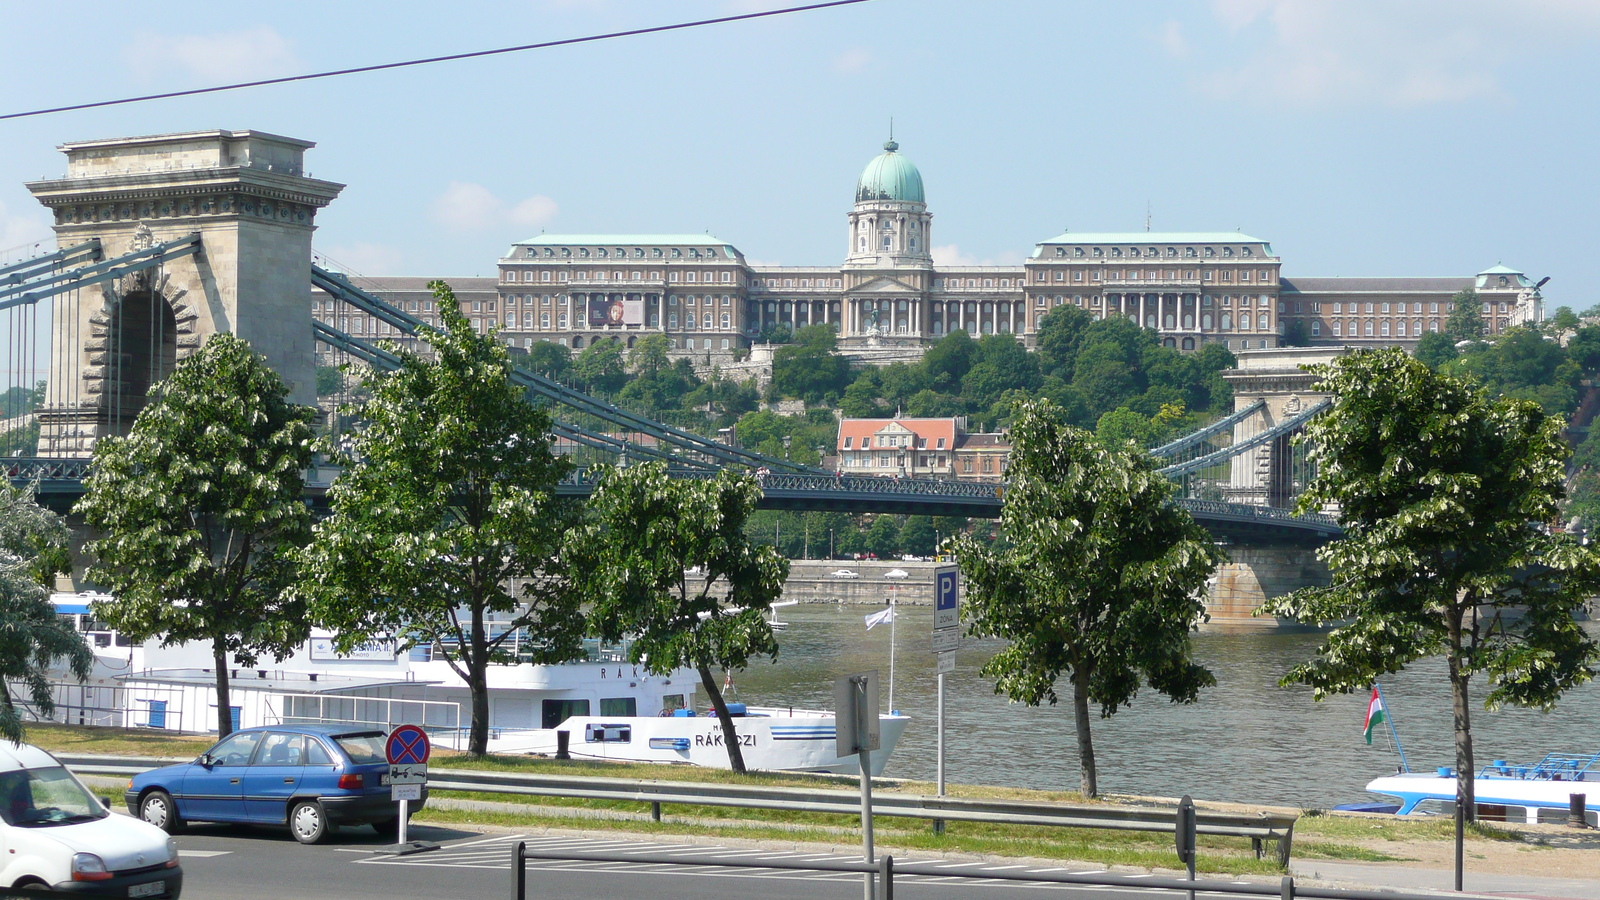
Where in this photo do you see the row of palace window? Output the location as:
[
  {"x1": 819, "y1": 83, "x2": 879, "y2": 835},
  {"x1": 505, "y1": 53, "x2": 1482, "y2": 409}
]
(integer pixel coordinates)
[
  {"x1": 1036, "y1": 293, "x2": 1274, "y2": 309},
  {"x1": 933, "y1": 277, "x2": 1014, "y2": 289},
  {"x1": 504, "y1": 269, "x2": 737, "y2": 284},
  {"x1": 1051, "y1": 244, "x2": 1262, "y2": 259},
  {"x1": 1324, "y1": 320, "x2": 1440, "y2": 337},
  {"x1": 752, "y1": 277, "x2": 844, "y2": 289},
  {"x1": 1036, "y1": 268, "x2": 1275, "y2": 284},
  {"x1": 521, "y1": 246, "x2": 726, "y2": 260}
]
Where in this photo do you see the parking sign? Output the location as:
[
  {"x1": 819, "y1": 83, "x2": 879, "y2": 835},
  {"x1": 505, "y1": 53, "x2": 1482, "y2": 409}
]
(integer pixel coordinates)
[{"x1": 934, "y1": 566, "x2": 959, "y2": 630}]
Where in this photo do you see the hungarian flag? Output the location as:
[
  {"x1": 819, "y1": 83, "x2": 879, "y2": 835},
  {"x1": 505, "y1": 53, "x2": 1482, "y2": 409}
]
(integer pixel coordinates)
[
  {"x1": 1363, "y1": 686, "x2": 1387, "y2": 745},
  {"x1": 864, "y1": 606, "x2": 896, "y2": 630}
]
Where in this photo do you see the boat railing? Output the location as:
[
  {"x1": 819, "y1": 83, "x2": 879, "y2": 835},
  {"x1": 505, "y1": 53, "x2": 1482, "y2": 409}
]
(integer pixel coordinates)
[{"x1": 1482, "y1": 751, "x2": 1600, "y2": 781}]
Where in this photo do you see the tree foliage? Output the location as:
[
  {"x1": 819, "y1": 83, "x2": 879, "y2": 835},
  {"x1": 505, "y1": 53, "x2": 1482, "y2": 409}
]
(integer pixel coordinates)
[
  {"x1": 0, "y1": 482, "x2": 93, "y2": 743},
  {"x1": 1444, "y1": 289, "x2": 1486, "y2": 342},
  {"x1": 1261, "y1": 349, "x2": 1600, "y2": 820},
  {"x1": 300, "y1": 282, "x2": 586, "y2": 755},
  {"x1": 77, "y1": 334, "x2": 316, "y2": 738},
  {"x1": 769, "y1": 325, "x2": 852, "y2": 405},
  {"x1": 569, "y1": 462, "x2": 788, "y2": 772},
  {"x1": 954, "y1": 398, "x2": 1221, "y2": 797}
]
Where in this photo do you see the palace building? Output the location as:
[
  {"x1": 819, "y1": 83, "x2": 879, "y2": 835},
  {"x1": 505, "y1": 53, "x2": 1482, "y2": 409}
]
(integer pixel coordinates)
[{"x1": 315, "y1": 139, "x2": 1545, "y2": 363}]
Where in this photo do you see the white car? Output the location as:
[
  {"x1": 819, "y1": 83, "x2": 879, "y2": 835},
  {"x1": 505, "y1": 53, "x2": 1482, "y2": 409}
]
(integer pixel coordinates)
[
  {"x1": 829, "y1": 569, "x2": 861, "y2": 579},
  {"x1": 0, "y1": 742, "x2": 181, "y2": 897}
]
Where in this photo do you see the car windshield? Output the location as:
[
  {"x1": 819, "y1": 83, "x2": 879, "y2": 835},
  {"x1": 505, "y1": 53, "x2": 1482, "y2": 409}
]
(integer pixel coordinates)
[
  {"x1": 0, "y1": 766, "x2": 108, "y2": 828},
  {"x1": 333, "y1": 732, "x2": 388, "y2": 765}
]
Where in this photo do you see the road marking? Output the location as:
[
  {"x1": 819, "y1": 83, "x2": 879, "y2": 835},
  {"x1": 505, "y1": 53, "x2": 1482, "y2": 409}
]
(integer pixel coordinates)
[
  {"x1": 178, "y1": 850, "x2": 232, "y2": 858},
  {"x1": 980, "y1": 865, "x2": 1028, "y2": 871}
]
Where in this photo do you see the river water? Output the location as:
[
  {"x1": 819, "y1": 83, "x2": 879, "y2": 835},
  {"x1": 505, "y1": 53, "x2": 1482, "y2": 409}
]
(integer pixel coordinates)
[{"x1": 732, "y1": 602, "x2": 1600, "y2": 809}]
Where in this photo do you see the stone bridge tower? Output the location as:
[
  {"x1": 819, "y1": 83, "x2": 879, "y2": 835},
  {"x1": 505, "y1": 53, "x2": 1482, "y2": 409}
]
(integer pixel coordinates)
[
  {"x1": 1207, "y1": 347, "x2": 1346, "y2": 628},
  {"x1": 25, "y1": 130, "x2": 343, "y2": 456}
]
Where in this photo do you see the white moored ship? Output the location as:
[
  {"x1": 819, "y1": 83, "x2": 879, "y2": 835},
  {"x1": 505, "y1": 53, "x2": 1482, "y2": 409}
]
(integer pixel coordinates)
[
  {"x1": 36, "y1": 593, "x2": 907, "y2": 775},
  {"x1": 1364, "y1": 753, "x2": 1600, "y2": 826}
]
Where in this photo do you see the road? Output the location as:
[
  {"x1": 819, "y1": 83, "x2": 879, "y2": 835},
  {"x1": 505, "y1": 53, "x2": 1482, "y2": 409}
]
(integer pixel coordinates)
[{"x1": 168, "y1": 820, "x2": 1266, "y2": 900}]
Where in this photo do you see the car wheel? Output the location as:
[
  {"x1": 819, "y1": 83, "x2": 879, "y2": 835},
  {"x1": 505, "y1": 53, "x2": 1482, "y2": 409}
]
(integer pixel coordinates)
[
  {"x1": 372, "y1": 817, "x2": 400, "y2": 838},
  {"x1": 288, "y1": 799, "x2": 334, "y2": 844},
  {"x1": 12, "y1": 878, "x2": 48, "y2": 891},
  {"x1": 140, "y1": 790, "x2": 185, "y2": 834}
]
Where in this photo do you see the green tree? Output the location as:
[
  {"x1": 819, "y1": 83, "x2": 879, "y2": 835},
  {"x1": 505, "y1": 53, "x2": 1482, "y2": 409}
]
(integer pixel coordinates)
[
  {"x1": 899, "y1": 516, "x2": 936, "y2": 557},
  {"x1": 628, "y1": 333, "x2": 673, "y2": 379},
  {"x1": 866, "y1": 515, "x2": 901, "y2": 560},
  {"x1": 315, "y1": 365, "x2": 342, "y2": 396},
  {"x1": 1444, "y1": 289, "x2": 1486, "y2": 342},
  {"x1": 1034, "y1": 305, "x2": 1094, "y2": 380},
  {"x1": 573, "y1": 337, "x2": 627, "y2": 395},
  {"x1": 1282, "y1": 318, "x2": 1310, "y2": 347},
  {"x1": 300, "y1": 282, "x2": 586, "y2": 756},
  {"x1": 78, "y1": 334, "x2": 316, "y2": 738},
  {"x1": 1547, "y1": 306, "x2": 1580, "y2": 334},
  {"x1": 922, "y1": 329, "x2": 978, "y2": 391},
  {"x1": 1413, "y1": 331, "x2": 1458, "y2": 369},
  {"x1": 571, "y1": 463, "x2": 788, "y2": 772},
  {"x1": 524, "y1": 340, "x2": 573, "y2": 382},
  {"x1": 770, "y1": 324, "x2": 852, "y2": 404},
  {"x1": 954, "y1": 398, "x2": 1221, "y2": 798},
  {"x1": 0, "y1": 481, "x2": 93, "y2": 743},
  {"x1": 1261, "y1": 349, "x2": 1600, "y2": 821},
  {"x1": 0, "y1": 380, "x2": 45, "y2": 418}
]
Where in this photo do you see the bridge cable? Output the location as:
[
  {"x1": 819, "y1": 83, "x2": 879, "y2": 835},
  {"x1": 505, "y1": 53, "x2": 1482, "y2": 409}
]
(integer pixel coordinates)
[{"x1": 1, "y1": 1, "x2": 871, "y2": 121}]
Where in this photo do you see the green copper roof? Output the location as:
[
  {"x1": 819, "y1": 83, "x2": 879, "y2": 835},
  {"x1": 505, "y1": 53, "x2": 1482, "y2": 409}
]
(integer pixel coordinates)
[
  {"x1": 1037, "y1": 231, "x2": 1270, "y2": 245},
  {"x1": 1478, "y1": 263, "x2": 1523, "y2": 275},
  {"x1": 513, "y1": 234, "x2": 734, "y2": 247},
  {"x1": 856, "y1": 141, "x2": 925, "y2": 204}
]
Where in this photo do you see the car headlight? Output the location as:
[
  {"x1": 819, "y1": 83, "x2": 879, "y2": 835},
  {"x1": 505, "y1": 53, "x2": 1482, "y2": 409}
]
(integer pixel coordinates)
[
  {"x1": 71, "y1": 852, "x2": 112, "y2": 881},
  {"x1": 165, "y1": 837, "x2": 180, "y2": 868}
]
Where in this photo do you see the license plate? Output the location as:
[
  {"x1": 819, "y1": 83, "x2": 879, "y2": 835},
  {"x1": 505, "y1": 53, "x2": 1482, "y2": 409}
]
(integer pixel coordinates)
[
  {"x1": 380, "y1": 774, "x2": 391, "y2": 785},
  {"x1": 129, "y1": 880, "x2": 165, "y2": 898}
]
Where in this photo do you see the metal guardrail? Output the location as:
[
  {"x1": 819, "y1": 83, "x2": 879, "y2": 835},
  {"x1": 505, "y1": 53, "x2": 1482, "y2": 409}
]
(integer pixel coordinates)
[
  {"x1": 56, "y1": 753, "x2": 1295, "y2": 864},
  {"x1": 509, "y1": 841, "x2": 1483, "y2": 900}
]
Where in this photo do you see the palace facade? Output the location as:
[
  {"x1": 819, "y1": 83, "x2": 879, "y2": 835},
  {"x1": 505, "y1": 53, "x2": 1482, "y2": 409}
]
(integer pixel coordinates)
[{"x1": 315, "y1": 139, "x2": 1545, "y2": 362}]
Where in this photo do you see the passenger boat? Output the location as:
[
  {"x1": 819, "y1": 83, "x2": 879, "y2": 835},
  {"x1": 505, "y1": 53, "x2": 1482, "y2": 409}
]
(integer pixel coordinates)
[
  {"x1": 1363, "y1": 752, "x2": 1600, "y2": 825},
  {"x1": 38, "y1": 593, "x2": 908, "y2": 775}
]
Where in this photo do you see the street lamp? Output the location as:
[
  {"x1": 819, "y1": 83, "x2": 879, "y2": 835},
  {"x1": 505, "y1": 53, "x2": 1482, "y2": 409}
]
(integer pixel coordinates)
[{"x1": 781, "y1": 435, "x2": 791, "y2": 460}]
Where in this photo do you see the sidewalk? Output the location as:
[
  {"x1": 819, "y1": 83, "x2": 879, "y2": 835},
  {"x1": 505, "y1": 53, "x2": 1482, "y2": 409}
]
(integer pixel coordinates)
[{"x1": 1292, "y1": 859, "x2": 1600, "y2": 900}]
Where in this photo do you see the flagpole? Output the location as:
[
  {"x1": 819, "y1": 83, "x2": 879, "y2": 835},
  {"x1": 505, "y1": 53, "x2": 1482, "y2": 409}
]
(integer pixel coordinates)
[
  {"x1": 888, "y1": 594, "x2": 896, "y2": 713},
  {"x1": 1375, "y1": 681, "x2": 1410, "y2": 773}
]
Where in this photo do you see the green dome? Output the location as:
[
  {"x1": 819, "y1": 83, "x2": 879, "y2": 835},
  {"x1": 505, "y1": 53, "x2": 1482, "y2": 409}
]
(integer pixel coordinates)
[{"x1": 855, "y1": 140, "x2": 925, "y2": 204}]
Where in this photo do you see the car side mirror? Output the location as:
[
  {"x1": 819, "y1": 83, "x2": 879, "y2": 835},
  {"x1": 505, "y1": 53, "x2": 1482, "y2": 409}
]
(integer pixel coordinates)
[
  {"x1": 98, "y1": 796, "x2": 112, "y2": 810},
  {"x1": 197, "y1": 753, "x2": 214, "y2": 768}
]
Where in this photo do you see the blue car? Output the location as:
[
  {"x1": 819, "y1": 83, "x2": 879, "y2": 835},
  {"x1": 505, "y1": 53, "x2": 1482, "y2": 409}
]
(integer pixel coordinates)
[{"x1": 124, "y1": 725, "x2": 427, "y2": 844}]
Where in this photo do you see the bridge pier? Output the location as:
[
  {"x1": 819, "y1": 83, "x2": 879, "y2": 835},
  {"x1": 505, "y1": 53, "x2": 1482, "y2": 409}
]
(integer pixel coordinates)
[
  {"x1": 1205, "y1": 542, "x2": 1330, "y2": 630},
  {"x1": 1220, "y1": 348, "x2": 1343, "y2": 508}
]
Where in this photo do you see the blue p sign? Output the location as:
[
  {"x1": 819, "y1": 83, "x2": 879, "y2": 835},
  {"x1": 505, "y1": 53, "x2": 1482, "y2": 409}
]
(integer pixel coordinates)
[{"x1": 935, "y1": 568, "x2": 959, "y2": 629}]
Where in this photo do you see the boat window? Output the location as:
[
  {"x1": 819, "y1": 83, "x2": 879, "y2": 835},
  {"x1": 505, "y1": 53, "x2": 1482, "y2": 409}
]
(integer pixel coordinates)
[
  {"x1": 600, "y1": 698, "x2": 637, "y2": 717},
  {"x1": 332, "y1": 731, "x2": 388, "y2": 765},
  {"x1": 661, "y1": 694, "x2": 687, "y2": 714},
  {"x1": 542, "y1": 699, "x2": 590, "y2": 730}
]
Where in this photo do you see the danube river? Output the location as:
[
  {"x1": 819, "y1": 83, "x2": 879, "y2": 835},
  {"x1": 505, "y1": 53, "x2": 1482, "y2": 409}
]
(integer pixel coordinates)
[{"x1": 733, "y1": 601, "x2": 1600, "y2": 809}]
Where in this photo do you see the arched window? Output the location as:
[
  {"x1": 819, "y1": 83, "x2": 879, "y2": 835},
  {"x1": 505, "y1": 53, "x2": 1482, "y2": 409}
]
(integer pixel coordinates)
[
  {"x1": 1365, "y1": 321, "x2": 1375, "y2": 336},
  {"x1": 540, "y1": 313, "x2": 550, "y2": 329},
  {"x1": 572, "y1": 336, "x2": 584, "y2": 348},
  {"x1": 668, "y1": 313, "x2": 678, "y2": 328},
  {"x1": 720, "y1": 312, "x2": 731, "y2": 329},
  {"x1": 883, "y1": 236, "x2": 892, "y2": 250},
  {"x1": 1202, "y1": 313, "x2": 1213, "y2": 330},
  {"x1": 1381, "y1": 321, "x2": 1391, "y2": 336},
  {"x1": 1221, "y1": 313, "x2": 1232, "y2": 331},
  {"x1": 558, "y1": 314, "x2": 567, "y2": 328}
]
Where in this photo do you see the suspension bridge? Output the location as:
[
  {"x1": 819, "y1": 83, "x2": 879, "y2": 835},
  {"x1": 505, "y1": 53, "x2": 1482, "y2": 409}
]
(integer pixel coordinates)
[{"x1": 0, "y1": 130, "x2": 1339, "y2": 622}]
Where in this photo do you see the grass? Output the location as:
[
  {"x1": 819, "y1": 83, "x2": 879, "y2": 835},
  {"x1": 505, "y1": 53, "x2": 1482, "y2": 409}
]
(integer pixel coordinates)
[{"x1": 23, "y1": 723, "x2": 1516, "y2": 875}]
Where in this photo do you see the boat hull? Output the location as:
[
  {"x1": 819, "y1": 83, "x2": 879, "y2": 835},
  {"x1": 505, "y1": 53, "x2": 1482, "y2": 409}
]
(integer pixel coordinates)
[
  {"x1": 488, "y1": 708, "x2": 909, "y2": 775},
  {"x1": 1367, "y1": 772, "x2": 1600, "y2": 825}
]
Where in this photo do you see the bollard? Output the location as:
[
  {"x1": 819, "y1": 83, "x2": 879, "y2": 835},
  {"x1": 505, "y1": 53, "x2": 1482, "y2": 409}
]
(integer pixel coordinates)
[
  {"x1": 510, "y1": 840, "x2": 525, "y2": 900},
  {"x1": 651, "y1": 801, "x2": 662, "y2": 822},
  {"x1": 1281, "y1": 874, "x2": 1294, "y2": 899},
  {"x1": 555, "y1": 729, "x2": 570, "y2": 760},
  {"x1": 879, "y1": 854, "x2": 893, "y2": 900},
  {"x1": 1571, "y1": 793, "x2": 1588, "y2": 829}
]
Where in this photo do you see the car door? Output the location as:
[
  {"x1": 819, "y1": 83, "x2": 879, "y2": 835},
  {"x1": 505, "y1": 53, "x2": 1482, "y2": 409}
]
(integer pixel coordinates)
[
  {"x1": 179, "y1": 730, "x2": 261, "y2": 822},
  {"x1": 241, "y1": 733, "x2": 305, "y2": 823}
]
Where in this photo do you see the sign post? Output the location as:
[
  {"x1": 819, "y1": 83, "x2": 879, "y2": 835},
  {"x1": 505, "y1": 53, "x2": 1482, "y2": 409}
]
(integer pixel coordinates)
[
  {"x1": 382, "y1": 724, "x2": 435, "y2": 855},
  {"x1": 1175, "y1": 794, "x2": 1197, "y2": 900},
  {"x1": 931, "y1": 566, "x2": 960, "y2": 822},
  {"x1": 835, "y1": 671, "x2": 880, "y2": 900}
]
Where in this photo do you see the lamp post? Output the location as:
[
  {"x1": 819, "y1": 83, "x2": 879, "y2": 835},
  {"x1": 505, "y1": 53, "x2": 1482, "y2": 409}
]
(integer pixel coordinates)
[{"x1": 782, "y1": 435, "x2": 791, "y2": 460}]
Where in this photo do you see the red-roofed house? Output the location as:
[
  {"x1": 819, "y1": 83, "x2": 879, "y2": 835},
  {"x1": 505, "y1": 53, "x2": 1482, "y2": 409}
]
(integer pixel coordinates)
[{"x1": 837, "y1": 417, "x2": 1010, "y2": 482}]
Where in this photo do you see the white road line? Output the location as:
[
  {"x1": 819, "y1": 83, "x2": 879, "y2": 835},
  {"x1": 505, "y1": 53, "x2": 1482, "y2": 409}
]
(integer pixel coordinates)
[
  {"x1": 177, "y1": 850, "x2": 232, "y2": 858},
  {"x1": 932, "y1": 861, "x2": 977, "y2": 868},
  {"x1": 980, "y1": 865, "x2": 1029, "y2": 871},
  {"x1": 1071, "y1": 869, "x2": 1107, "y2": 874}
]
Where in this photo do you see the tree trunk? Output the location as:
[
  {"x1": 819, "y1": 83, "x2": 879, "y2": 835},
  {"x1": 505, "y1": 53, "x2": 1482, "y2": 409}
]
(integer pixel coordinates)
[
  {"x1": 1447, "y1": 640, "x2": 1476, "y2": 823},
  {"x1": 213, "y1": 644, "x2": 233, "y2": 739},
  {"x1": 1072, "y1": 669, "x2": 1097, "y2": 799},
  {"x1": 698, "y1": 663, "x2": 746, "y2": 773},
  {"x1": 468, "y1": 606, "x2": 491, "y2": 757}
]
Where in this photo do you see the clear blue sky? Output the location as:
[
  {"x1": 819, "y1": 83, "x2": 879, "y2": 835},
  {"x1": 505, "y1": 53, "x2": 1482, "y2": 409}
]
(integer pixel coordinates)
[{"x1": 3, "y1": 0, "x2": 1597, "y2": 307}]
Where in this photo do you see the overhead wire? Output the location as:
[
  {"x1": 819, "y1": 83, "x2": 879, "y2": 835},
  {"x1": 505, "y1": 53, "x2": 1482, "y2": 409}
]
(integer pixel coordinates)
[{"x1": 0, "y1": 1, "x2": 871, "y2": 121}]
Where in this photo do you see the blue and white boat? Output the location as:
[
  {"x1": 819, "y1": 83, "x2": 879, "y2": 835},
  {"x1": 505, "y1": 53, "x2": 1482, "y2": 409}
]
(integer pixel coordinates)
[{"x1": 1364, "y1": 752, "x2": 1600, "y2": 825}]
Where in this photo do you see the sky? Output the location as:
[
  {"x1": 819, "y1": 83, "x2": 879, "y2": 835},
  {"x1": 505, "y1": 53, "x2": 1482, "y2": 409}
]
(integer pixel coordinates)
[{"x1": 2, "y1": 0, "x2": 1599, "y2": 307}]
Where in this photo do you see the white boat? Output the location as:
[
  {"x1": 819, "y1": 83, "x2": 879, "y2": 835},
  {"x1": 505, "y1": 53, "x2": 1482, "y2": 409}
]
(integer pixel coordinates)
[
  {"x1": 1364, "y1": 752, "x2": 1600, "y2": 825},
  {"x1": 36, "y1": 593, "x2": 908, "y2": 775}
]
